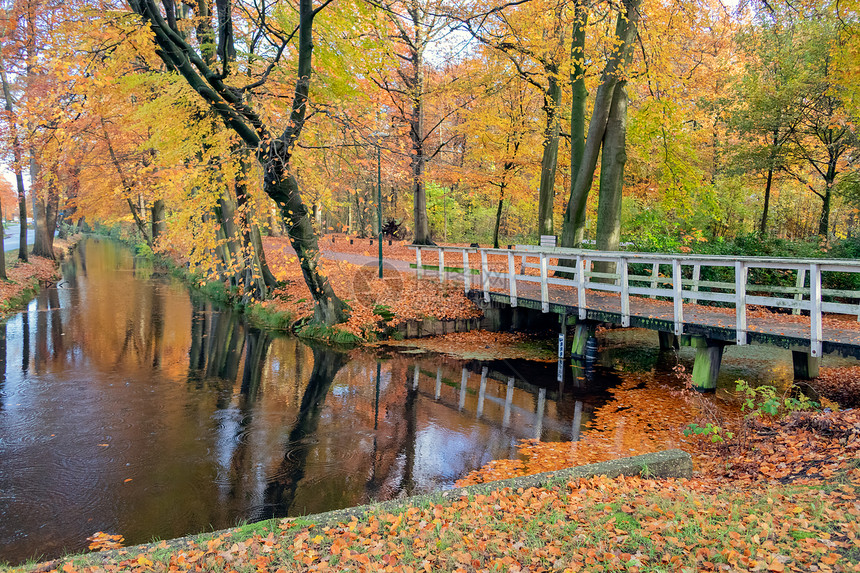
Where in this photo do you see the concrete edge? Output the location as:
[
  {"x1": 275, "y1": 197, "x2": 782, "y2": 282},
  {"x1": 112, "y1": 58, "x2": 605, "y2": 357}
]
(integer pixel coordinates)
[{"x1": 62, "y1": 449, "x2": 691, "y2": 569}]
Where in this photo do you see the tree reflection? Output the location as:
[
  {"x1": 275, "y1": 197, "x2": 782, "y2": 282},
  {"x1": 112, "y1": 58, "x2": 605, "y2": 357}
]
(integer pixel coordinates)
[{"x1": 262, "y1": 346, "x2": 346, "y2": 518}]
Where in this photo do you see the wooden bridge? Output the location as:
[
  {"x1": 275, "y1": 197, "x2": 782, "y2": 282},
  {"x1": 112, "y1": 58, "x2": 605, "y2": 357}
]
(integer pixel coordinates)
[{"x1": 409, "y1": 243, "x2": 860, "y2": 391}]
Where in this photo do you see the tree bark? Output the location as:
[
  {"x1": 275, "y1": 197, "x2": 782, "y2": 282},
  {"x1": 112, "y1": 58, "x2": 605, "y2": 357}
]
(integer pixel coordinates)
[
  {"x1": 563, "y1": 0, "x2": 641, "y2": 246},
  {"x1": 594, "y1": 83, "x2": 629, "y2": 277},
  {"x1": 819, "y1": 159, "x2": 837, "y2": 237},
  {"x1": 536, "y1": 72, "x2": 561, "y2": 238},
  {"x1": 493, "y1": 186, "x2": 505, "y2": 249},
  {"x1": 561, "y1": 1, "x2": 588, "y2": 248},
  {"x1": 0, "y1": 65, "x2": 28, "y2": 262},
  {"x1": 410, "y1": 38, "x2": 433, "y2": 245},
  {"x1": 151, "y1": 199, "x2": 166, "y2": 241},
  {"x1": 30, "y1": 158, "x2": 57, "y2": 260}
]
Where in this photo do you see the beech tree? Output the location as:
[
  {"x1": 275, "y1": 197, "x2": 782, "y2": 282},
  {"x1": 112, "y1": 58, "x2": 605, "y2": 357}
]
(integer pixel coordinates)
[
  {"x1": 562, "y1": 0, "x2": 641, "y2": 249},
  {"x1": 128, "y1": 0, "x2": 348, "y2": 325}
]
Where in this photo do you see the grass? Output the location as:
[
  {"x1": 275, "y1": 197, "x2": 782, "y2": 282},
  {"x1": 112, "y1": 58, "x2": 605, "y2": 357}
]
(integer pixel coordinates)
[
  {"x1": 19, "y1": 464, "x2": 859, "y2": 573},
  {"x1": 298, "y1": 322, "x2": 364, "y2": 345},
  {"x1": 0, "y1": 278, "x2": 39, "y2": 315},
  {"x1": 246, "y1": 303, "x2": 295, "y2": 331}
]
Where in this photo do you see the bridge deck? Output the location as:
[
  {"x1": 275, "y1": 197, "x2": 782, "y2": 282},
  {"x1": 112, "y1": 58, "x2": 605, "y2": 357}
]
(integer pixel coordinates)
[
  {"x1": 410, "y1": 245, "x2": 860, "y2": 359},
  {"x1": 477, "y1": 282, "x2": 860, "y2": 358}
]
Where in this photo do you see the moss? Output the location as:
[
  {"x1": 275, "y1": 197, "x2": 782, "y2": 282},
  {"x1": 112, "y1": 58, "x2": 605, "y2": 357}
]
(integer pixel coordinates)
[
  {"x1": 246, "y1": 303, "x2": 295, "y2": 331},
  {"x1": 298, "y1": 322, "x2": 364, "y2": 346},
  {"x1": 0, "y1": 278, "x2": 41, "y2": 316}
]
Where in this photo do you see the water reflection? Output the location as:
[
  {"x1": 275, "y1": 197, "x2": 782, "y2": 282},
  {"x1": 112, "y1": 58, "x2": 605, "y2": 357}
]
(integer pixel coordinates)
[{"x1": 0, "y1": 239, "x2": 603, "y2": 566}]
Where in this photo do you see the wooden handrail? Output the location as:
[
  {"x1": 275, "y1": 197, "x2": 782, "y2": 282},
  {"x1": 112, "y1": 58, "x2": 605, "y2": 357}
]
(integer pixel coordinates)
[{"x1": 407, "y1": 244, "x2": 860, "y2": 357}]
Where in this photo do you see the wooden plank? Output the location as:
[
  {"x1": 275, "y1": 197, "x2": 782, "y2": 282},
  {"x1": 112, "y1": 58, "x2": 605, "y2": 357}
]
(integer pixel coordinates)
[
  {"x1": 540, "y1": 253, "x2": 549, "y2": 313},
  {"x1": 735, "y1": 261, "x2": 748, "y2": 345},
  {"x1": 810, "y1": 263, "x2": 822, "y2": 357},
  {"x1": 793, "y1": 267, "x2": 806, "y2": 316},
  {"x1": 689, "y1": 263, "x2": 701, "y2": 305},
  {"x1": 672, "y1": 259, "x2": 684, "y2": 335},
  {"x1": 620, "y1": 257, "x2": 630, "y2": 327},
  {"x1": 577, "y1": 255, "x2": 586, "y2": 320},
  {"x1": 462, "y1": 249, "x2": 470, "y2": 293},
  {"x1": 438, "y1": 248, "x2": 444, "y2": 282},
  {"x1": 540, "y1": 235, "x2": 557, "y2": 247},
  {"x1": 481, "y1": 250, "x2": 490, "y2": 303},
  {"x1": 649, "y1": 262, "x2": 659, "y2": 299},
  {"x1": 508, "y1": 250, "x2": 518, "y2": 307}
]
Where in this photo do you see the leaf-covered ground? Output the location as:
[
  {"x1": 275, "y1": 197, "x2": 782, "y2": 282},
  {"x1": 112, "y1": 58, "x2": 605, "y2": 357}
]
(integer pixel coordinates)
[
  {"x1": 17, "y1": 405, "x2": 860, "y2": 573},
  {"x1": 0, "y1": 250, "x2": 69, "y2": 314},
  {"x1": 260, "y1": 237, "x2": 483, "y2": 339}
]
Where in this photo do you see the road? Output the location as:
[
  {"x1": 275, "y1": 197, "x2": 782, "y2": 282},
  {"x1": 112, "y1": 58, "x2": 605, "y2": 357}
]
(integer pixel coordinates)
[{"x1": 2, "y1": 223, "x2": 35, "y2": 253}]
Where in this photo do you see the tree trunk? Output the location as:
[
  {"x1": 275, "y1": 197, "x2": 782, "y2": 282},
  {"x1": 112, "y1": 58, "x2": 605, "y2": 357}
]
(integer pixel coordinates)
[
  {"x1": 265, "y1": 171, "x2": 347, "y2": 325},
  {"x1": 0, "y1": 194, "x2": 6, "y2": 280},
  {"x1": 536, "y1": 73, "x2": 561, "y2": 239},
  {"x1": 151, "y1": 199, "x2": 166, "y2": 241},
  {"x1": 819, "y1": 160, "x2": 837, "y2": 237},
  {"x1": 0, "y1": 66, "x2": 29, "y2": 262},
  {"x1": 131, "y1": 0, "x2": 347, "y2": 325},
  {"x1": 563, "y1": 0, "x2": 641, "y2": 246},
  {"x1": 31, "y1": 160, "x2": 57, "y2": 260},
  {"x1": 234, "y1": 159, "x2": 279, "y2": 290},
  {"x1": 759, "y1": 127, "x2": 780, "y2": 235},
  {"x1": 560, "y1": 1, "x2": 588, "y2": 249},
  {"x1": 594, "y1": 83, "x2": 629, "y2": 278},
  {"x1": 760, "y1": 166, "x2": 775, "y2": 235},
  {"x1": 410, "y1": 31, "x2": 433, "y2": 245},
  {"x1": 493, "y1": 186, "x2": 505, "y2": 249}
]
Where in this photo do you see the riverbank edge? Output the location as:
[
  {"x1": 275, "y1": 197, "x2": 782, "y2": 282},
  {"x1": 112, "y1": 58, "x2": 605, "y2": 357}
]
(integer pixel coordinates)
[
  {"x1": 29, "y1": 449, "x2": 692, "y2": 571},
  {"x1": 0, "y1": 236, "x2": 82, "y2": 317},
  {"x1": 105, "y1": 233, "x2": 495, "y2": 347}
]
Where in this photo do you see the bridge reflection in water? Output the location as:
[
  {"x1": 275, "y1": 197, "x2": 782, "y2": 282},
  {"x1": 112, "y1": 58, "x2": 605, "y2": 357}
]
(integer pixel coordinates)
[{"x1": 0, "y1": 238, "x2": 614, "y2": 566}]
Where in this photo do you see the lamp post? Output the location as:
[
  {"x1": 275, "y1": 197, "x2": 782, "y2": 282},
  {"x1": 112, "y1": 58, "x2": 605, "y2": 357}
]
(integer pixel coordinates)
[
  {"x1": 377, "y1": 141, "x2": 383, "y2": 278},
  {"x1": 371, "y1": 131, "x2": 386, "y2": 279}
]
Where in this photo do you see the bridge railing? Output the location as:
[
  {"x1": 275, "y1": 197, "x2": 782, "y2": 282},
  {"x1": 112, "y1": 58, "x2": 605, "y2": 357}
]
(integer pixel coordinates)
[{"x1": 408, "y1": 245, "x2": 860, "y2": 357}]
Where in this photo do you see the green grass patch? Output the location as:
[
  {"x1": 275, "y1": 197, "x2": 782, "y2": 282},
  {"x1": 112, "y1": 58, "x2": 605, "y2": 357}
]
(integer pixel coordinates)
[
  {"x1": 245, "y1": 303, "x2": 294, "y2": 331},
  {"x1": 409, "y1": 263, "x2": 480, "y2": 274}
]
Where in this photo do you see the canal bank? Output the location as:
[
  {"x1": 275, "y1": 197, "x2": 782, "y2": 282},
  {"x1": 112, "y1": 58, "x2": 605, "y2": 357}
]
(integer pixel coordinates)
[
  {"x1": 0, "y1": 235, "x2": 82, "y2": 316},
  {"x1": 17, "y1": 415, "x2": 860, "y2": 573}
]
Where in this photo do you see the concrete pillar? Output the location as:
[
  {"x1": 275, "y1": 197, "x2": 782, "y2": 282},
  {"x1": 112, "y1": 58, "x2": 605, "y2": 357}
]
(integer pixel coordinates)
[
  {"x1": 459, "y1": 368, "x2": 468, "y2": 410},
  {"x1": 571, "y1": 322, "x2": 596, "y2": 358},
  {"x1": 792, "y1": 350, "x2": 820, "y2": 380},
  {"x1": 476, "y1": 367, "x2": 488, "y2": 418},
  {"x1": 512, "y1": 307, "x2": 530, "y2": 330},
  {"x1": 691, "y1": 336, "x2": 725, "y2": 392},
  {"x1": 658, "y1": 331, "x2": 679, "y2": 350},
  {"x1": 502, "y1": 377, "x2": 514, "y2": 428}
]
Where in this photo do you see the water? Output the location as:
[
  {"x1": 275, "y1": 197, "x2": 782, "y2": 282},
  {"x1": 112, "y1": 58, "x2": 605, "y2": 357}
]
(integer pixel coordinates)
[
  {"x1": 0, "y1": 239, "x2": 614, "y2": 564},
  {"x1": 1, "y1": 238, "x2": 853, "y2": 565}
]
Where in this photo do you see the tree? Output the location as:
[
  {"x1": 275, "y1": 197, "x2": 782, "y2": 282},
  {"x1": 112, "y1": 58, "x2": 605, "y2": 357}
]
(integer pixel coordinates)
[
  {"x1": 562, "y1": 0, "x2": 641, "y2": 249},
  {"x1": 128, "y1": 0, "x2": 348, "y2": 325},
  {"x1": 461, "y1": 0, "x2": 568, "y2": 239}
]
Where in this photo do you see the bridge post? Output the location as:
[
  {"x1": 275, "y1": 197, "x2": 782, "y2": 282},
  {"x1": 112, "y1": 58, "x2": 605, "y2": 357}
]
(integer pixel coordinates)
[
  {"x1": 658, "y1": 331, "x2": 679, "y2": 350},
  {"x1": 571, "y1": 321, "x2": 597, "y2": 359},
  {"x1": 691, "y1": 336, "x2": 726, "y2": 392},
  {"x1": 792, "y1": 350, "x2": 820, "y2": 380}
]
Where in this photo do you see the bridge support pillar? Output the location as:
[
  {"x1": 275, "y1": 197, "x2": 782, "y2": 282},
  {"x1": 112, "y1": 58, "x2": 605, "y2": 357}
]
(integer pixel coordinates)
[
  {"x1": 485, "y1": 306, "x2": 512, "y2": 331},
  {"x1": 571, "y1": 322, "x2": 597, "y2": 359},
  {"x1": 658, "y1": 331, "x2": 679, "y2": 350},
  {"x1": 691, "y1": 336, "x2": 726, "y2": 392},
  {"x1": 512, "y1": 307, "x2": 531, "y2": 331},
  {"x1": 792, "y1": 350, "x2": 820, "y2": 380}
]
